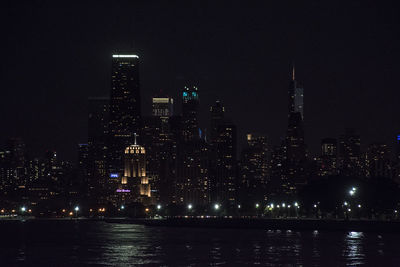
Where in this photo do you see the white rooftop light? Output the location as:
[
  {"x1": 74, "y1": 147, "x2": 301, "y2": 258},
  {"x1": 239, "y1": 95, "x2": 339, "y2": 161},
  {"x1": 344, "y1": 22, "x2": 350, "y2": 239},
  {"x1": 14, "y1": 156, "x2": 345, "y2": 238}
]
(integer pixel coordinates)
[{"x1": 112, "y1": 55, "x2": 139, "y2": 58}]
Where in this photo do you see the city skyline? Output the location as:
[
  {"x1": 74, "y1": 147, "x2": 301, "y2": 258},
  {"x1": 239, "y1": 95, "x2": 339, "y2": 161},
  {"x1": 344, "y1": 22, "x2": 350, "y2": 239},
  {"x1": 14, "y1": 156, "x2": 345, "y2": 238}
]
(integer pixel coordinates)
[{"x1": 1, "y1": 1, "x2": 400, "y2": 161}]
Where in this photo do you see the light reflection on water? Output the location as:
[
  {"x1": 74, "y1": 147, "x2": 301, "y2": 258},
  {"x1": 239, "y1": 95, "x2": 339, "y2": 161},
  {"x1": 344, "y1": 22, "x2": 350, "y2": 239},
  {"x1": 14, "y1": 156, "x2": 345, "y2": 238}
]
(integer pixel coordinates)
[{"x1": 1, "y1": 221, "x2": 400, "y2": 266}]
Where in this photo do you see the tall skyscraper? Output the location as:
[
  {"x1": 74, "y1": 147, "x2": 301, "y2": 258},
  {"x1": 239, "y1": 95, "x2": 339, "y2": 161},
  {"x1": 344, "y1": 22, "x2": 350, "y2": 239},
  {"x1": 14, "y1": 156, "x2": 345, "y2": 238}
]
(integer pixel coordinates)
[
  {"x1": 118, "y1": 135, "x2": 152, "y2": 205},
  {"x1": 175, "y1": 86, "x2": 209, "y2": 205},
  {"x1": 182, "y1": 86, "x2": 199, "y2": 141},
  {"x1": 239, "y1": 133, "x2": 269, "y2": 204},
  {"x1": 318, "y1": 138, "x2": 338, "y2": 176},
  {"x1": 108, "y1": 54, "x2": 141, "y2": 176},
  {"x1": 88, "y1": 97, "x2": 109, "y2": 203},
  {"x1": 208, "y1": 101, "x2": 237, "y2": 206},
  {"x1": 285, "y1": 65, "x2": 307, "y2": 192},
  {"x1": 288, "y1": 65, "x2": 304, "y2": 119}
]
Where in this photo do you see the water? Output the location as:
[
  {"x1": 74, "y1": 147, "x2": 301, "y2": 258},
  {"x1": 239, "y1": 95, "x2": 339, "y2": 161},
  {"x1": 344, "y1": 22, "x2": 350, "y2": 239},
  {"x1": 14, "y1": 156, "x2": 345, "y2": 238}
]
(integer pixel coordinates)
[{"x1": 1, "y1": 220, "x2": 400, "y2": 266}]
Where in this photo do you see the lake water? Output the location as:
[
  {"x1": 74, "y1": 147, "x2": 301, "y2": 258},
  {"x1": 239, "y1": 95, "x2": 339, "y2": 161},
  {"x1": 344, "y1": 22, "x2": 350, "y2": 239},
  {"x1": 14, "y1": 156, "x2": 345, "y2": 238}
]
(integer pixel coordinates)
[{"x1": 1, "y1": 220, "x2": 400, "y2": 266}]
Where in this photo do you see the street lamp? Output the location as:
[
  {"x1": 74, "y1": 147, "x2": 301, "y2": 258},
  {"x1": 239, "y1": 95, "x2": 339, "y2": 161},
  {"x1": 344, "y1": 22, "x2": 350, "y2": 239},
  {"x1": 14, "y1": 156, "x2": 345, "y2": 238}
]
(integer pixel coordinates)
[
  {"x1": 255, "y1": 203, "x2": 259, "y2": 208},
  {"x1": 157, "y1": 204, "x2": 161, "y2": 210},
  {"x1": 187, "y1": 204, "x2": 193, "y2": 210},
  {"x1": 74, "y1": 206, "x2": 79, "y2": 217},
  {"x1": 121, "y1": 205, "x2": 125, "y2": 210},
  {"x1": 21, "y1": 206, "x2": 26, "y2": 213},
  {"x1": 214, "y1": 204, "x2": 220, "y2": 210}
]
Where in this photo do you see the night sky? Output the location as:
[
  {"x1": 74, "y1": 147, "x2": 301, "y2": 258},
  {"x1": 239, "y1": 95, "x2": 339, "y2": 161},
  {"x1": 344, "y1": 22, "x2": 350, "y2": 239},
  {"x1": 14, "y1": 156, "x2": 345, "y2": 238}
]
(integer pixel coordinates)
[{"x1": 1, "y1": 1, "x2": 400, "y2": 161}]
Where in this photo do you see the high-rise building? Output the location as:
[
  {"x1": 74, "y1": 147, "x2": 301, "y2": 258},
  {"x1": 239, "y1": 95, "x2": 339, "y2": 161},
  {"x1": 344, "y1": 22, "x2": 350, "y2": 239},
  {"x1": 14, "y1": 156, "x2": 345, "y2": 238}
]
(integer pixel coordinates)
[
  {"x1": 108, "y1": 54, "x2": 141, "y2": 176},
  {"x1": 142, "y1": 96, "x2": 176, "y2": 203},
  {"x1": 208, "y1": 101, "x2": 237, "y2": 206},
  {"x1": 152, "y1": 97, "x2": 174, "y2": 120},
  {"x1": 285, "y1": 65, "x2": 307, "y2": 192},
  {"x1": 88, "y1": 97, "x2": 109, "y2": 203},
  {"x1": 338, "y1": 128, "x2": 363, "y2": 177},
  {"x1": 365, "y1": 143, "x2": 391, "y2": 178},
  {"x1": 239, "y1": 133, "x2": 269, "y2": 204},
  {"x1": 175, "y1": 86, "x2": 209, "y2": 205},
  {"x1": 118, "y1": 135, "x2": 152, "y2": 205},
  {"x1": 318, "y1": 138, "x2": 338, "y2": 176},
  {"x1": 288, "y1": 65, "x2": 304, "y2": 119},
  {"x1": 182, "y1": 86, "x2": 199, "y2": 141}
]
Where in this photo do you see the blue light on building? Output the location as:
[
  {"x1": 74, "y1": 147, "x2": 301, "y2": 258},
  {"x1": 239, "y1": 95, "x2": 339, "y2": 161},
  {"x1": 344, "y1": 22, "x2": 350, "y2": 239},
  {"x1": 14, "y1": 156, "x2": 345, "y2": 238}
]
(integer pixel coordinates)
[
  {"x1": 397, "y1": 135, "x2": 400, "y2": 141},
  {"x1": 110, "y1": 173, "x2": 119, "y2": 178}
]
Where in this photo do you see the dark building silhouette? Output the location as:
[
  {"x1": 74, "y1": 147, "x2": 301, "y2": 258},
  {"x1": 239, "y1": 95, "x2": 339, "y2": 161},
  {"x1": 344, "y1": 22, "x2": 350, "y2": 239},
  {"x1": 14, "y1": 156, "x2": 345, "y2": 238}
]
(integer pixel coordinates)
[
  {"x1": 175, "y1": 87, "x2": 209, "y2": 205},
  {"x1": 239, "y1": 133, "x2": 269, "y2": 204},
  {"x1": 338, "y1": 128, "x2": 363, "y2": 177},
  {"x1": 87, "y1": 97, "x2": 109, "y2": 204},
  {"x1": 285, "y1": 66, "x2": 307, "y2": 193},
  {"x1": 181, "y1": 86, "x2": 200, "y2": 142},
  {"x1": 142, "y1": 95, "x2": 176, "y2": 203},
  {"x1": 365, "y1": 143, "x2": 391, "y2": 179},
  {"x1": 108, "y1": 54, "x2": 141, "y2": 176},
  {"x1": 318, "y1": 138, "x2": 338, "y2": 176},
  {"x1": 208, "y1": 101, "x2": 237, "y2": 206}
]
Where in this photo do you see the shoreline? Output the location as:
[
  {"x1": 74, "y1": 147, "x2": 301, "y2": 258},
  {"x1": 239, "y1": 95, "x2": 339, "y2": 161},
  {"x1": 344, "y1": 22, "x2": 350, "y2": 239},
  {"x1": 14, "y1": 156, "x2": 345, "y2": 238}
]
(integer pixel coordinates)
[{"x1": 1, "y1": 217, "x2": 400, "y2": 232}]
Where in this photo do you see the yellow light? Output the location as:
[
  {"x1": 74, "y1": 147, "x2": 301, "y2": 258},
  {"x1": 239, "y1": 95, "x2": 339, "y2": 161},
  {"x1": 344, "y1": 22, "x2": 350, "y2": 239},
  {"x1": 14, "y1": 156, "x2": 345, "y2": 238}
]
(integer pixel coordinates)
[
  {"x1": 62, "y1": 209, "x2": 66, "y2": 212},
  {"x1": 89, "y1": 209, "x2": 93, "y2": 212},
  {"x1": 69, "y1": 212, "x2": 73, "y2": 216},
  {"x1": 145, "y1": 208, "x2": 149, "y2": 212}
]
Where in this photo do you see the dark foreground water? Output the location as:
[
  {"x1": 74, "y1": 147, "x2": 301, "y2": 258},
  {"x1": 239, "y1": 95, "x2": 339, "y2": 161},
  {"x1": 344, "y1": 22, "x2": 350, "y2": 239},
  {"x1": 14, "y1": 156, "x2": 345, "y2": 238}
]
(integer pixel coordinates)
[{"x1": 1, "y1": 220, "x2": 400, "y2": 266}]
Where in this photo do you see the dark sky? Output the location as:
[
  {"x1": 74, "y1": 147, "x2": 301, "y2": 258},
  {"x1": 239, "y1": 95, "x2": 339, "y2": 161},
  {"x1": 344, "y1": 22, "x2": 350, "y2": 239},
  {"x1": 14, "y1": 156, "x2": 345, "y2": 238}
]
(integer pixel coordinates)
[{"x1": 1, "y1": 1, "x2": 400, "y2": 162}]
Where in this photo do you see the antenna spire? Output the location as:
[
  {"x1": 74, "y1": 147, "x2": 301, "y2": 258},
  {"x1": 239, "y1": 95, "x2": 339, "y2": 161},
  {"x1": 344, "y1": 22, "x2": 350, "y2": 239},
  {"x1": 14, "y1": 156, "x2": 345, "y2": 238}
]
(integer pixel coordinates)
[
  {"x1": 292, "y1": 62, "x2": 295, "y2": 81},
  {"x1": 134, "y1": 133, "x2": 137, "y2": 145}
]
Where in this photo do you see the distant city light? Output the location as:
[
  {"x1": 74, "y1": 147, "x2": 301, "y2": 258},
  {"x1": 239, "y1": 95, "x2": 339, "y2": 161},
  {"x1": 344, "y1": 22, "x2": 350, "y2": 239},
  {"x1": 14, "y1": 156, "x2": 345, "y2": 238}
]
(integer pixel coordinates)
[
  {"x1": 294, "y1": 202, "x2": 298, "y2": 207},
  {"x1": 214, "y1": 204, "x2": 220, "y2": 210},
  {"x1": 74, "y1": 206, "x2": 79, "y2": 212},
  {"x1": 157, "y1": 204, "x2": 161, "y2": 210},
  {"x1": 112, "y1": 55, "x2": 139, "y2": 58},
  {"x1": 110, "y1": 173, "x2": 119, "y2": 178},
  {"x1": 21, "y1": 206, "x2": 26, "y2": 212},
  {"x1": 238, "y1": 204, "x2": 241, "y2": 209},
  {"x1": 116, "y1": 189, "x2": 130, "y2": 193},
  {"x1": 121, "y1": 205, "x2": 125, "y2": 210},
  {"x1": 282, "y1": 203, "x2": 286, "y2": 208},
  {"x1": 255, "y1": 203, "x2": 259, "y2": 208},
  {"x1": 188, "y1": 204, "x2": 193, "y2": 210}
]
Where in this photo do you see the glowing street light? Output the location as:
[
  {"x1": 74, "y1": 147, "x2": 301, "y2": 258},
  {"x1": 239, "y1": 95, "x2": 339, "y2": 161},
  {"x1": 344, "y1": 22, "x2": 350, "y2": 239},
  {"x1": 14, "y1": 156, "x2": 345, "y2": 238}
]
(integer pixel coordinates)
[
  {"x1": 344, "y1": 201, "x2": 348, "y2": 206},
  {"x1": 74, "y1": 206, "x2": 79, "y2": 217},
  {"x1": 282, "y1": 203, "x2": 286, "y2": 208},
  {"x1": 187, "y1": 204, "x2": 193, "y2": 210},
  {"x1": 238, "y1": 204, "x2": 241, "y2": 209},
  {"x1": 21, "y1": 206, "x2": 26, "y2": 212},
  {"x1": 214, "y1": 204, "x2": 220, "y2": 210},
  {"x1": 294, "y1": 202, "x2": 298, "y2": 207},
  {"x1": 121, "y1": 205, "x2": 125, "y2": 210},
  {"x1": 358, "y1": 204, "x2": 362, "y2": 208},
  {"x1": 157, "y1": 204, "x2": 161, "y2": 210},
  {"x1": 255, "y1": 203, "x2": 259, "y2": 208}
]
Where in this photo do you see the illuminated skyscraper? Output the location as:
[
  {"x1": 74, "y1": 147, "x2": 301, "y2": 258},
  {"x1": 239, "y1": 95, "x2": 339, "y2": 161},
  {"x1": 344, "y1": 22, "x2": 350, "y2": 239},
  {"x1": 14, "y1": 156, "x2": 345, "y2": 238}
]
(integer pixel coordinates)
[
  {"x1": 152, "y1": 97, "x2": 174, "y2": 119},
  {"x1": 118, "y1": 134, "x2": 152, "y2": 204},
  {"x1": 288, "y1": 65, "x2": 304, "y2": 119},
  {"x1": 108, "y1": 54, "x2": 141, "y2": 176}
]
